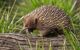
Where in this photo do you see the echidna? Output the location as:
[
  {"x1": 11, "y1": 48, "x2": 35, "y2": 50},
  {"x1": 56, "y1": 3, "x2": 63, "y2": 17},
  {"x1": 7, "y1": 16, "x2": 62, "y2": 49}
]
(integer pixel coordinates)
[{"x1": 23, "y1": 5, "x2": 72, "y2": 37}]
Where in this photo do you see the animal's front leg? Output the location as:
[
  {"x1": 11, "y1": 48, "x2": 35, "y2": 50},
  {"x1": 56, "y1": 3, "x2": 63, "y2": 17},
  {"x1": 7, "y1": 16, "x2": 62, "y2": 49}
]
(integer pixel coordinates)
[{"x1": 38, "y1": 29, "x2": 49, "y2": 37}]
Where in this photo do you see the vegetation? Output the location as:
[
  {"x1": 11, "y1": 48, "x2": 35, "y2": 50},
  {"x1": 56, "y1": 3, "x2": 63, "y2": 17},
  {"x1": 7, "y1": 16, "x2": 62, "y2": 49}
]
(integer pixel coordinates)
[{"x1": 0, "y1": 0, "x2": 80, "y2": 50}]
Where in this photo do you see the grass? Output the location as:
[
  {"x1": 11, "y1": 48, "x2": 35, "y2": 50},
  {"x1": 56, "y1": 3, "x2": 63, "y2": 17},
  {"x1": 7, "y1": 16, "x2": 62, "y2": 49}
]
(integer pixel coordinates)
[
  {"x1": 0, "y1": 0, "x2": 80, "y2": 50},
  {"x1": 0, "y1": 0, "x2": 23, "y2": 33},
  {"x1": 63, "y1": 29, "x2": 80, "y2": 50}
]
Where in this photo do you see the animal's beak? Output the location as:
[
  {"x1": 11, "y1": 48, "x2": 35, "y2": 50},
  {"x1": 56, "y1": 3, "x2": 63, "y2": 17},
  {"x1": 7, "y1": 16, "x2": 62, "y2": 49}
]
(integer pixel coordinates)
[
  {"x1": 22, "y1": 27, "x2": 29, "y2": 33},
  {"x1": 24, "y1": 28, "x2": 33, "y2": 36},
  {"x1": 25, "y1": 29, "x2": 29, "y2": 33}
]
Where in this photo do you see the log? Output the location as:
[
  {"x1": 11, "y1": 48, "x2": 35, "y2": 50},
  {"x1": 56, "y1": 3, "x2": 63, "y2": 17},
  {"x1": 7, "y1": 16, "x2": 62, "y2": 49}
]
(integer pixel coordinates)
[{"x1": 0, "y1": 33, "x2": 77, "y2": 50}]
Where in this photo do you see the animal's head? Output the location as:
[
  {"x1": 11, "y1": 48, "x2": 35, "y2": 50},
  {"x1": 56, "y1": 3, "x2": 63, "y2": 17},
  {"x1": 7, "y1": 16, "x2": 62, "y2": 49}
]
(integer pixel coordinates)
[{"x1": 23, "y1": 16, "x2": 37, "y2": 33}]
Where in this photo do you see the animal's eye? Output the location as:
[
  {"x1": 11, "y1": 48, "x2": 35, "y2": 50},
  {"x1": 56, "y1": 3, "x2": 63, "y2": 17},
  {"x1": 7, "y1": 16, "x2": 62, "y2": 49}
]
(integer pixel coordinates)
[{"x1": 35, "y1": 18, "x2": 38, "y2": 24}]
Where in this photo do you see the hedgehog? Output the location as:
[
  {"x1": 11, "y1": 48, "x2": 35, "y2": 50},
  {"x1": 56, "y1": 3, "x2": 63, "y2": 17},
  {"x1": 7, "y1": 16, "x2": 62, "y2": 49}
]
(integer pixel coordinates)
[{"x1": 23, "y1": 5, "x2": 72, "y2": 37}]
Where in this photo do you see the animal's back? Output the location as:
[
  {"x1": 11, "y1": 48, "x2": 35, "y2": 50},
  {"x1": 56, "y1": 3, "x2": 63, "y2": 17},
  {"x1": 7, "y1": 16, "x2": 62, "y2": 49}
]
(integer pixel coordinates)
[{"x1": 30, "y1": 5, "x2": 71, "y2": 29}]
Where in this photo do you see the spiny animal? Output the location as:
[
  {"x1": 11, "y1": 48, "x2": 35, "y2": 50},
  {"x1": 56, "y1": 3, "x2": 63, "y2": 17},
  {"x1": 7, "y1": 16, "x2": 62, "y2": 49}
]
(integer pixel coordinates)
[{"x1": 23, "y1": 5, "x2": 72, "y2": 37}]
